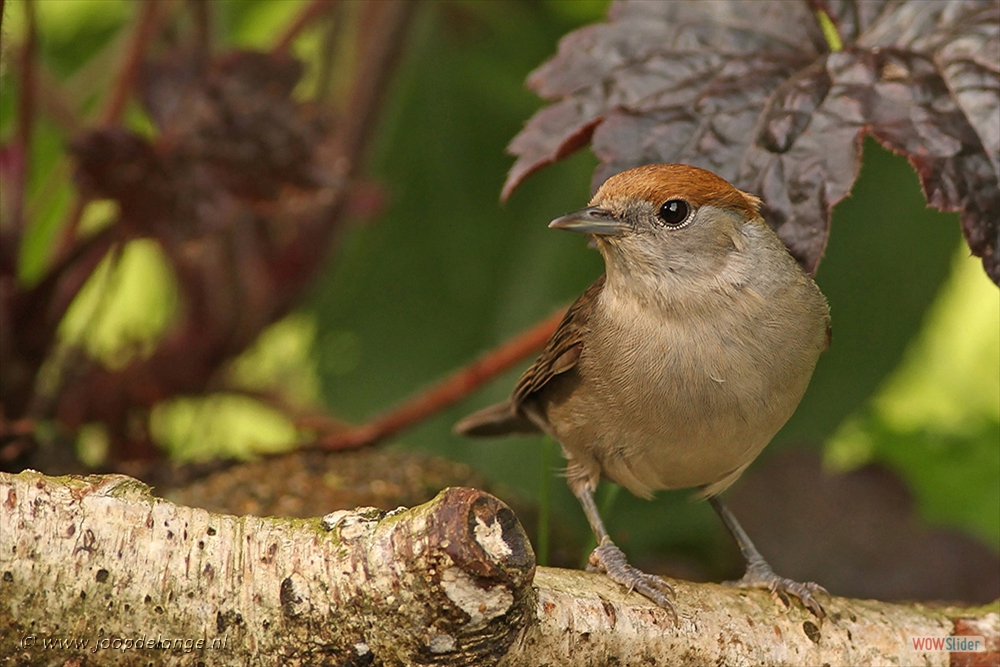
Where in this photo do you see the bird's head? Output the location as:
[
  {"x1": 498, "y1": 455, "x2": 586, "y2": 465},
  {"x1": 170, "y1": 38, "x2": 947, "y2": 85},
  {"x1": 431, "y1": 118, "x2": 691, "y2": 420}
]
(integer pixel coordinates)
[{"x1": 549, "y1": 164, "x2": 769, "y2": 295}]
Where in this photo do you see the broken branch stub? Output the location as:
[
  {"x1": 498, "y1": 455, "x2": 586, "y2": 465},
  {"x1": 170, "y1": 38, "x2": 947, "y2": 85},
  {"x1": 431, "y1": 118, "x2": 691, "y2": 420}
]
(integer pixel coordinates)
[{"x1": 325, "y1": 486, "x2": 537, "y2": 665}]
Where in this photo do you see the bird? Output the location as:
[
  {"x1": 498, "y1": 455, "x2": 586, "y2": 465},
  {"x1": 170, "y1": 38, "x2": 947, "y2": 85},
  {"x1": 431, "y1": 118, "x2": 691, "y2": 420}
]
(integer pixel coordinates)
[{"x1": 454, "y1": 163, "x2": 831, "y2": 619}]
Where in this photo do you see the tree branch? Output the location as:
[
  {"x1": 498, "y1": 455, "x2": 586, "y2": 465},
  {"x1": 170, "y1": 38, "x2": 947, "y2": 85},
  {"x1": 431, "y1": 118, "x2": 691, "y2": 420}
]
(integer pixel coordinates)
[
  {"x1": 315, "y1": 307, "x2": 566, "y2": 451},
  {"x1": 1, "y1": 471, "x2": 535, "y2": 666},
  {"x1": 2, "y1": 471, "x2": 996, "y2": 666}
]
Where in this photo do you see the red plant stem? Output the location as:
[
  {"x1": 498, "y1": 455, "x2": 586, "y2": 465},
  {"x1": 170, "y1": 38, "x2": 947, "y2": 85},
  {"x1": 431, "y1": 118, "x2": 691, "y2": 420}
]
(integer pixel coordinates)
[
  {"x1": 316, "y1": 307, "x2": 566, "y2": 451},
  {"x1": 101, "y1": 1, "x2": 163, "y2": 125},
  {"x1": 261, "y1": 0, "x2": 415, "y2": 322},
  {"x1": 35, "y1": 64, "x2": 82, "y2": 134},
  {"x1": 333, "y1": 0, "x2": 415, "y2": 176},
  {"x1": 273, "y1": 0, "x2": 336, "y2": 56},
  {"x1": 9, "y1": 0, "x2": 37, "y2": 243},
  {"x1": 53, "y1": 196, "x2": 88, "y2": 267},
  {"x1": 55, "y1": 1, "x2": 168, "y2": 262}
]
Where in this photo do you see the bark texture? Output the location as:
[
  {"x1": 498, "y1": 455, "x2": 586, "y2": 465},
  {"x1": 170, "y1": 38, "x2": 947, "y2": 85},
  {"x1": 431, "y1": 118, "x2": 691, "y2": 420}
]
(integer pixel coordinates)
[
  {"x1": 1, "y1": 471, "x2": 535, "y2": 666},
  {"x1": 1, "y1": 470, "x2": 997, "y2": 667}
]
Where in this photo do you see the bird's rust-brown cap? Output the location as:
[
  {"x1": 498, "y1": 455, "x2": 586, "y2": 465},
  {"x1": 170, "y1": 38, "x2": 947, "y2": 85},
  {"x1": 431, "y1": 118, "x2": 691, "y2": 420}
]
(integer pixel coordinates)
[{"x1": 592, "y1": 164, "x2": 761, "y2": 219}]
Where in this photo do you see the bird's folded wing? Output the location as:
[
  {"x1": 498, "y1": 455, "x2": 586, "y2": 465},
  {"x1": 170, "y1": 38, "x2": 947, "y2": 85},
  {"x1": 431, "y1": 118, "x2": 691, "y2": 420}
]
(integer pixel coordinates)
[{"x1": 511, "y1": 273, "x2": 605, "y2": 406}]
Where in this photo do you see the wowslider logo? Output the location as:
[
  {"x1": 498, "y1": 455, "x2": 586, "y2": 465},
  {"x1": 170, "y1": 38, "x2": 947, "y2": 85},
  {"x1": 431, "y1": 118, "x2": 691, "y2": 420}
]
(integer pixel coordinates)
[{"x1": 910, "y1": 636, "x2": 986, "y2": 653}]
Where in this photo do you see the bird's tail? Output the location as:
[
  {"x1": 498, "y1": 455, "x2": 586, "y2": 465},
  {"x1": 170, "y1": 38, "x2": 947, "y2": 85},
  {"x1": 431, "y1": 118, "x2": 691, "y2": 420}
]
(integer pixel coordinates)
[{"x1": 453, "y1": 400, "x2": 539, "y2": 438}]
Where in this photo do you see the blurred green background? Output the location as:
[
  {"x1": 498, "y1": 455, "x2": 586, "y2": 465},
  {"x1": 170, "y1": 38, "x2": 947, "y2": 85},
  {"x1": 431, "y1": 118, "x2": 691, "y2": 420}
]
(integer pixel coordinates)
[{"x1": 2, "y1": 0, "x2": 996, "y2": 581}]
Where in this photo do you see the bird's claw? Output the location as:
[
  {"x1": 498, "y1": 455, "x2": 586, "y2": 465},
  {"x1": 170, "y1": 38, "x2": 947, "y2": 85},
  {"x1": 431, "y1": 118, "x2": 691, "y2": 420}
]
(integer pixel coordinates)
[
  {"x1": 723, "y1": 560, "x2": 827, "y2": 618},
  {"x1": 588, "y1": 539, "x2": 677, "y2": 622}
]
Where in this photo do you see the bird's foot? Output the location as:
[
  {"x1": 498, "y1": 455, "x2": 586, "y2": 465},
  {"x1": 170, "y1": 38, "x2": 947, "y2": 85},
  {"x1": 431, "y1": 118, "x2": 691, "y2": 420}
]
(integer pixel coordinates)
[
  {"x1": 724, "y1": 559, "x2": 827, "y2": 618},
  {"x1": 587, "y1": 538, "x2": 676, "y2": 621}
]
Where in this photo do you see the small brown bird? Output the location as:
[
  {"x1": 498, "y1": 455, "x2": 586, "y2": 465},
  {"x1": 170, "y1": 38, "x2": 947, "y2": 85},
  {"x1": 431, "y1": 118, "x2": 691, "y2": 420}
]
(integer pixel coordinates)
[{"x1": 455, "y1": 164, "x2": 831, "y2": 618}]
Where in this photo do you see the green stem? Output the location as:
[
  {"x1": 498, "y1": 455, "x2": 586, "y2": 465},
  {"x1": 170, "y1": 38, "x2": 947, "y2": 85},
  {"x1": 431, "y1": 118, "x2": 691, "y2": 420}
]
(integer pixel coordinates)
[{"x1": 815, "y1": 6, "x2": 843, "y2": 52}]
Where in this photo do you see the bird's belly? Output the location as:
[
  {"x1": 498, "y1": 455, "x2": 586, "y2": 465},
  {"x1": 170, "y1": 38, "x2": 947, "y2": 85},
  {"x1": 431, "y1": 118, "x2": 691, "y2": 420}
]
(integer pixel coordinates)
[
  {"x1": 544, "y1": 316, "x2": 819, "y2": 497},
  {"x1": 553, "y1": 379, "x2": 776, "y2": 496}
]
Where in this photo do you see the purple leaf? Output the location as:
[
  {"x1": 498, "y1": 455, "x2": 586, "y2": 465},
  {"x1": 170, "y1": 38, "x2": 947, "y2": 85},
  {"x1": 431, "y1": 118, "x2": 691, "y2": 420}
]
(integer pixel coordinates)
[{"x1": 506, "y1": 0, "x2": 1000, "y2": 282}]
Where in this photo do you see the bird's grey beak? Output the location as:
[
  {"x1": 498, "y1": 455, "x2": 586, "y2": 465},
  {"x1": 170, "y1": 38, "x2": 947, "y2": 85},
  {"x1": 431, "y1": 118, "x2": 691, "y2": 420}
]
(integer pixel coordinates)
[{"x1": 548, "y1": 207, "x2": 627, "y2": 236}]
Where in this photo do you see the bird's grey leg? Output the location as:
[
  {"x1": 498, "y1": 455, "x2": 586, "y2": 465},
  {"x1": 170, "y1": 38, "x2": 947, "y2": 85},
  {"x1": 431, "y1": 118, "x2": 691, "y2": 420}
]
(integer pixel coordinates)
[
  {"x1": 573, "y1": 480, "x2": 612, "y2": 543},
  {"x1": 709, "y1": 495, "x2": 827, "y2": 617},
  {"x1": 570, "y1": 478, "x2": 676, "y2": 618}
]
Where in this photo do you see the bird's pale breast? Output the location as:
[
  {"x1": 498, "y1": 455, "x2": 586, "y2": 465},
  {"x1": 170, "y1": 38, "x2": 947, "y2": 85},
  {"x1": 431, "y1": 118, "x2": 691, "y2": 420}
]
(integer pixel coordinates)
[{"x1": 542, "y1": 276, "x2": 827, "y2": 498}]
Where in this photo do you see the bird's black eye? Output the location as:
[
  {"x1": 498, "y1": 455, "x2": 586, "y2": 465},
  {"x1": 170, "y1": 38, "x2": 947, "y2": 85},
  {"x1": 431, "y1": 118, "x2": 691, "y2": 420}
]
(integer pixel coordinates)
[{"x1": 658, "y1": 199, "x2": 691, "y2": 227}]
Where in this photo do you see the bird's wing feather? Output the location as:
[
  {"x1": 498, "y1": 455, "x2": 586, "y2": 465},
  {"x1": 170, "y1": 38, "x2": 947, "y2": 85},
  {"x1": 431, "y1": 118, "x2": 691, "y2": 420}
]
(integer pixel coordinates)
[{"x1": 512, "y1": 274, "x2": 605, "y2": 407}]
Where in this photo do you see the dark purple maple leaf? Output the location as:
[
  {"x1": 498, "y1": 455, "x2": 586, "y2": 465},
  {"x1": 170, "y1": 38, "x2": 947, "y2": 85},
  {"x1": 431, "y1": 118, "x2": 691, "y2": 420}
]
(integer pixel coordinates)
[{"x1": 504, "y1": 0, "x2": 999, "y2": 283}]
